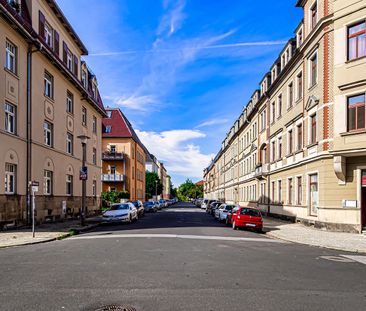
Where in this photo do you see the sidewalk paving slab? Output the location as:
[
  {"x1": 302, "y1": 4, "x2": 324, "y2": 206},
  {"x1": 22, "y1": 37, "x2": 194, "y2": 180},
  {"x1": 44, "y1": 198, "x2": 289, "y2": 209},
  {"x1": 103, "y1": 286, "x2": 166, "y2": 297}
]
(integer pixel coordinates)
[{"x1": 264, "y1": 217, "x2": 366, "y2": 253}]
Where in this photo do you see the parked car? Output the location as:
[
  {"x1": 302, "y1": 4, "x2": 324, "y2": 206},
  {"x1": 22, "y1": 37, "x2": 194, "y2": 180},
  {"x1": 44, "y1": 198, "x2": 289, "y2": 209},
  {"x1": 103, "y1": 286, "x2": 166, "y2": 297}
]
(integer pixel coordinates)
[
  {"x1": 102, "y1": 202, "x2": 138, "y2": 223},
  {"x1": 228, "y1": 207, "x2": 263, "y2": 233},
  {"x1": 143, "y1": 201, "x2": 157, "y2": 213},
  {"x1": 226, "y1": 206, "x2": 240, "y2": 226},
  {"x1": 209, "y1": 201, "x2": 221, "y2": 216},
  {"x1": 201, "y1": 199, "x2": 209, "y2": 210},
  {"x1": 215, "y1": 204, "x2": 237, "y2": 222},
  {"x1": 159, "y1": 199, "x2": 167, "y2": 208},
  {"x1": 131, "y1": 200, "x2": 144, "y2": 217},
  {"x1": 155, "y1": 201, "x2": 162, "y2": 210}
]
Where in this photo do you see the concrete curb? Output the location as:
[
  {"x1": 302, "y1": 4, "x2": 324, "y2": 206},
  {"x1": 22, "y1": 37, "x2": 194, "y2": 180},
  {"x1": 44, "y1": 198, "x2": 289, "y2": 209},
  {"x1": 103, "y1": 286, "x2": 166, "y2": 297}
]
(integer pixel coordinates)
[
  {"x1": 266, "y1": 231, "x2": 366, "y2": 254},
  {"x1": 0, "y1": 223, "x2": 101, "y2": 249}
]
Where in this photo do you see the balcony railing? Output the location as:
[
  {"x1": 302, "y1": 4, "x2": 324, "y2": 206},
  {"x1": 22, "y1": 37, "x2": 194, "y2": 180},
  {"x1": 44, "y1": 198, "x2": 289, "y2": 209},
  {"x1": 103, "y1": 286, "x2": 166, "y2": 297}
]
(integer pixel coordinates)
[
  {"x1": 101, "y1": 174, "x2": 126, "y2": 182},
  {"x1": 254, "y1": 163, "x2": 269, "y2": 179},
  {"x1": 102, "y1": 152, "x2": 125, "y2": 161}
]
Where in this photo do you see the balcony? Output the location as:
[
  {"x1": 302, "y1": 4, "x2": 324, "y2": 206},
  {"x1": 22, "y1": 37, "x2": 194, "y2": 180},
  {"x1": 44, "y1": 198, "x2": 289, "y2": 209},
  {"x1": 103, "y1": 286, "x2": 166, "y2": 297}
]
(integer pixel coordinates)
[
  {"x1": 254, "y1": 163, "x2": 269, "y2": 179},
  {"x1": 101, "y1": 174, "x2": 126, "y2": 182},
  {"x1": 102, "y1": 152, "x2": 124, "y2": 161}
]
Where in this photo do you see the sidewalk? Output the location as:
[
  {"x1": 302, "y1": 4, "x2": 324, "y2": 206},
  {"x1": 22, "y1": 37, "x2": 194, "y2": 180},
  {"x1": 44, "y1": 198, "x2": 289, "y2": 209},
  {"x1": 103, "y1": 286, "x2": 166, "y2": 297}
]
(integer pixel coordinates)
[
  {"x1": 264, "y1": 217, "x2": 366, "y2": 253},
  {"x1": 0, "y1": 219, "x2": 99, "y2": 248}
]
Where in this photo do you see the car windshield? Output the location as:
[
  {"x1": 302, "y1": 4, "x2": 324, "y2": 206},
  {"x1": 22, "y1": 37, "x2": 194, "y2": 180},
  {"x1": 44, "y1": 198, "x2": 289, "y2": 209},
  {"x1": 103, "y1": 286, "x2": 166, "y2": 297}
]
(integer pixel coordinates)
[
  {"x1": 240, "y1": 208, "x2": 261, "y2": 216},
  {"x1": 144, "y1": 202, "x2": 153, "y2": 205},
  {"x1": 110, "y1": 204, "x2": 130, "y2": 210},
  {"x1": 225, "y1": 205, "x2": 235, "y2": 211}
]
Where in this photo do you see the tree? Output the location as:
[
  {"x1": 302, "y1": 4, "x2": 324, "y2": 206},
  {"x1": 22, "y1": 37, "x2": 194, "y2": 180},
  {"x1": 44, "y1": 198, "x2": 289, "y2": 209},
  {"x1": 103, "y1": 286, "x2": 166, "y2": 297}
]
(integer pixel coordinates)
[
  {"x1": 177, "y1": 179, "x2": 203, "y2": 201},
  {"x1": 145, "y1": 171, "x2": 163, "y2": 199}
]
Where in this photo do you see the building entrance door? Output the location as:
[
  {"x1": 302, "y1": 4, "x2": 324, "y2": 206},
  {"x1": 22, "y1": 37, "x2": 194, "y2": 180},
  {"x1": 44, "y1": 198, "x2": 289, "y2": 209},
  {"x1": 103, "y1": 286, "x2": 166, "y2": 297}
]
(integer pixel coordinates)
[
  {"x1": 361, "y1": 170, "x2": 366, "y2": 230},
  {"x1": 309, "y1": 173, "x2": 318, "y2": 216}
]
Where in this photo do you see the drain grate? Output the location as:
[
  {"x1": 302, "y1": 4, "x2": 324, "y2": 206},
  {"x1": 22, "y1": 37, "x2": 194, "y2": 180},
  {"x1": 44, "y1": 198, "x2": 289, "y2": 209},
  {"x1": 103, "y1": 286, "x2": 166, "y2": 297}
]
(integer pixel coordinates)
[{"x1": 94, "y1": 305, "x2": 137, "y2": 311}]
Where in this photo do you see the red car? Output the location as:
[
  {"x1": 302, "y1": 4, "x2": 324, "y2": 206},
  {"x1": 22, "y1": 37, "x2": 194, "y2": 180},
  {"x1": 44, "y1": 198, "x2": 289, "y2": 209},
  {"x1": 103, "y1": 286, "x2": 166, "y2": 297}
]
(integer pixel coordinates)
[{"x1": 227, "y1": 206, "x2": 263, "y2": 233}]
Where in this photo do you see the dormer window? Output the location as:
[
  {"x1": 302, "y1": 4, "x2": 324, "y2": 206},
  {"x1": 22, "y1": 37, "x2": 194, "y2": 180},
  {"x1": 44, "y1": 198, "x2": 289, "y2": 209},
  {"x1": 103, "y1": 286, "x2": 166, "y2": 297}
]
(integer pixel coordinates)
[
  {"x1": 106, "y1": 111, "x2": 112, "y2": 118},
  {"x1": 92, "y1": 83, "x2": 97, "y2": 99},
  {"x1": 297, "y1": 27, "x2": 304, "y2": 47},
  {"x1": 66, "y1": 50, "x2": 73, "y2": 71},
  {"x1": 104, "y1": 125, "x2": 112, "y2": 133},
  {"x1": 44, "y1": 22, "x2": 53, "y2": 48},
  {"x1": 310, "y1": 1, "x2": 318, "y2": 30},
  {"x1": 82, "y1": 70, "x2": 87, "y2": 88},
  {"x1": 7, "y1": 0, "x2": 21, "y2": 13}
]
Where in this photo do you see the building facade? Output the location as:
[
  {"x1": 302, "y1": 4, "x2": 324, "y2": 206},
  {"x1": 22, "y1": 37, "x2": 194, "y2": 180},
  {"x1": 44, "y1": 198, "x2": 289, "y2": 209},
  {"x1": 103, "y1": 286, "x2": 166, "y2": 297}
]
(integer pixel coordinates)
[
  {"x1": 204, "y1": 0, "x2": 366, "y2": 233},
  {"x1": 102, "y1": 108, "x2": 147, "y2": 202},
  {"x1": 0, "y1": 0, "x2": 106, "y2": 226}
]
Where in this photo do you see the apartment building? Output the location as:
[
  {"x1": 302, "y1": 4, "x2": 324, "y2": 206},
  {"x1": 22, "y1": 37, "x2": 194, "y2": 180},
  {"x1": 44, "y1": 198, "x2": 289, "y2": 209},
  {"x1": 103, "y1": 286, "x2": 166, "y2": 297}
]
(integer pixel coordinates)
[
  {"x1": 102, "y1": 108, "x2": 147, "y2": 201},
  {"x1": 0, "y1": 0, "x2": 106, "y2": 226},
  {"x1": 204, "y1": 0, "x2": 366, "y2": 233}
]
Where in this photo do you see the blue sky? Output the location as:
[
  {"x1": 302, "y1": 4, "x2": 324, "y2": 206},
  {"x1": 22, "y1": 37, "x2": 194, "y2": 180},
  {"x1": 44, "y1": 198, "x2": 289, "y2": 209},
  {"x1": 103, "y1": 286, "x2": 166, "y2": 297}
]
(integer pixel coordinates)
[{"x1": 58, "y1": 0, "x2": 303, "y2": 187}]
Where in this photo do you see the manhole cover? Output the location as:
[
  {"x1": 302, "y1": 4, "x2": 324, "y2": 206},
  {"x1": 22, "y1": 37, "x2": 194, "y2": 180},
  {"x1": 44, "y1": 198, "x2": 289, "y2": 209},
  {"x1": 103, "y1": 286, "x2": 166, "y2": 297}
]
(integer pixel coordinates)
[{"x1": 94, "y1": 305, "x2": 137, "y2": 311}]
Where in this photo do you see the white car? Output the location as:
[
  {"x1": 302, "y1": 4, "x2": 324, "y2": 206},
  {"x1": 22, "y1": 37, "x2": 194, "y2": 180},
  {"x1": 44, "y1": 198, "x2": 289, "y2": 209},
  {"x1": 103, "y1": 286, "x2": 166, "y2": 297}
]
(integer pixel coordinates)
[
  {"x1": 216, "y1": 204, "x2": 237, "y2": 222},
  {"x1": 201, "y1": 199, "x2": 208, "y2": 209},
  {"x1": 103, "y1": 202, "x2": 138, "y2": 223}
]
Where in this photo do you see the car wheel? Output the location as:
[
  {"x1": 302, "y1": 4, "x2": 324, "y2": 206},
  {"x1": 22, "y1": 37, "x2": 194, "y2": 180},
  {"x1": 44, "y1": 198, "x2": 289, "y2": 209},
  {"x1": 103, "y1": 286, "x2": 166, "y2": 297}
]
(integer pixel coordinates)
[
  {"x1": 128, "y1": 215, "x2": 133, "y2": 223},
  {"x1": 232, "y1": 221, "x2": 237, "y2": 230}
]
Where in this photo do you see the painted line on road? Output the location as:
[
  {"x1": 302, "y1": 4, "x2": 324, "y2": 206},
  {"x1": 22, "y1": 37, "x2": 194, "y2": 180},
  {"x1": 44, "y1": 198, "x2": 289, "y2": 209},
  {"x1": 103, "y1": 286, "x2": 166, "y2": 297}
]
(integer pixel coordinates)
[
  {"x1": 68, "y1": 233, "x2": 287, "y2": 243},
  {"x1": 341, "y1": 255, "x2": 366, "y2": 265}
]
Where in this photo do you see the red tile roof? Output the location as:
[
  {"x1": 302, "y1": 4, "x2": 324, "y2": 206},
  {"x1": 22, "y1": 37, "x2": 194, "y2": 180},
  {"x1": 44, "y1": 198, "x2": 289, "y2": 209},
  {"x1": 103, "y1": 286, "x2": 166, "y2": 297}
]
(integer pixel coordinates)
[{"x1": 196, "y1": 180, "x2": 204, "y2": 186}]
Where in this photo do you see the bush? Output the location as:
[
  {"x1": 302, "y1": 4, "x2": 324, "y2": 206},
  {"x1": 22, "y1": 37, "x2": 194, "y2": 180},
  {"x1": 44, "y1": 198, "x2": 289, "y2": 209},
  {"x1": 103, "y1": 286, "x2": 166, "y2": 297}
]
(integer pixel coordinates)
[{"x1": 101, "y1": 191, "x2": 130, "y2": 208}]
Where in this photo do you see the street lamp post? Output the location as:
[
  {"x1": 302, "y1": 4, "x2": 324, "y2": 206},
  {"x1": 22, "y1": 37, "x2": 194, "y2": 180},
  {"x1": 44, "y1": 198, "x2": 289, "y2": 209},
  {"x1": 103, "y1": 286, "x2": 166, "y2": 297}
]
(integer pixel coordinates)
[
  {"x1": 155, "y1": 180, "x2": 158, "y2": 200},
  {"x1": 77, "y1": 135, "x2": 90, "y2": 226}
]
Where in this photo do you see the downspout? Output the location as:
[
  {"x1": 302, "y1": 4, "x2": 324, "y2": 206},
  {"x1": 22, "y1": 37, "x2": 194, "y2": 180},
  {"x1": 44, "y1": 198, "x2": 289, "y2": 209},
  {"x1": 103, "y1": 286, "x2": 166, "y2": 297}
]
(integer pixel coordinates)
[{"x1": 26, "y1": 43, "x2": 42, "y2": 225}]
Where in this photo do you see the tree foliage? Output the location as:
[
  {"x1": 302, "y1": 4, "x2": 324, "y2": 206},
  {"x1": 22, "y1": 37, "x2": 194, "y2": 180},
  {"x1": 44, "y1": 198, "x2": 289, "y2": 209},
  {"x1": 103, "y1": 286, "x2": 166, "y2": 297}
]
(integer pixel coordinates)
[
  {"x1": 177, "y1": 179, "x2": 203, "y2": 201},
  {"x1": 101, "y1": 190, "x2": 130, "y2": 207},
  {"x1": 145, "y1": 171, "x2": 163, "y2": 199}
]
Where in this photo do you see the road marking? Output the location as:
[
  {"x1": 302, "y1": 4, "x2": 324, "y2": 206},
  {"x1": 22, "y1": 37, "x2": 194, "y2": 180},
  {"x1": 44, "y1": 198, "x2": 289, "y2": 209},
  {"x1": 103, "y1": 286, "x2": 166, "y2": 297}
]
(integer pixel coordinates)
[
  {"x1": 69, "y1": 233, "x2": 286, "y2": 243},
  {"x1": 319, "y1": 256, "x2": 355, "y2": 263},
  {"x1": 341, "y1": 255, "x2": 366, "y2": 265}
]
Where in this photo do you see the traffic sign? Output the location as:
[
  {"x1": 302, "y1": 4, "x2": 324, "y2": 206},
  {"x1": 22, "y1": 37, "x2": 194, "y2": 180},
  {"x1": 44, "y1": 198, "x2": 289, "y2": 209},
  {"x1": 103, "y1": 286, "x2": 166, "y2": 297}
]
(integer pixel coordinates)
[{"x1": 80, "y1": 166, "x2": 88, "y2": 180}]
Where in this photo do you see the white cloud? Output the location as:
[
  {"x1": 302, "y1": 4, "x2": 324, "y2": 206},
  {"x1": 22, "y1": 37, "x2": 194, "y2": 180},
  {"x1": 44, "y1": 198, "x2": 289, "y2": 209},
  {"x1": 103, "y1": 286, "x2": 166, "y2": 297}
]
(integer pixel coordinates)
[
  {"x1": 158, "y1": 0, "x2": 186, "y2": 37},
  {"x1": 104, "y1": 94, "x2": 161, "y2": 112},
  {"x1": 196, "y1": 118, "x2": 229, "y2": 128},
  {"x1": 135, "y1": 129, "x2": 214, "y2": 181}
]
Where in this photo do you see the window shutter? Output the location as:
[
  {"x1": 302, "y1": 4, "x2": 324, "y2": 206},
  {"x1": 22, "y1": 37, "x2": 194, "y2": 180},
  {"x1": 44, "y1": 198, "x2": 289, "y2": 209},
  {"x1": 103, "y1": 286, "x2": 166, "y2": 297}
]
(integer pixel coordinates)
[
  {"x1": 63, "y1": 41, "x2": 68, "y2": 64},
  {"x1": 39, "y1": 11, "x2": 45, "y2": 39},
  {"x1": 54, "y1": 30, "x2": 59, "y2": 56},
  {"x1": 73, "y1": 55, "x2": 78, "y2": 76}
]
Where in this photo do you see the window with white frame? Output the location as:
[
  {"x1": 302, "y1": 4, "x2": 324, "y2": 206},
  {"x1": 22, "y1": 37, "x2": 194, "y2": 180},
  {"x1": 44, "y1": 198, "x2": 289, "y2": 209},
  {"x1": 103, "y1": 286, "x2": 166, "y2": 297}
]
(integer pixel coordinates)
[
  {"x1": 93, "y1": 180, "x2": 97, "y2": 197},
  {"x1": 288, "y1": 82, "x2": 294, "y2": 108},
  {"x1": 82, "y1": 106, "x2": 87, "y2": 126},
  {"x1": 309, "y1": 51, "x2": 318, "y2": 87},
  {"x1": 66, "y1": 132, "x2": 73, "y2": 155},
  {"x1": 278, "y1": 136, "x2": 282, "y2": 159},
  {"x1": 82, "y1": 69, "x2": 88, "y2": 88},
  {"x1": 260, "y1": 110, "x2": 266, "y2": 132},
  {"x1": 347, "y1": 94, "x2": 365, "y2": 131},
  {"x1": 297, "y1": 27, "x2": 303, "y2": 48},
  {"x1": 310, "y1": 1, "x2": 318, "y2": 30},
  {"x1": 271, "y1": 140, "x2": 276, "y2": 162},
  {"x1": 288, "y1": 129, "x2": 293, "y2": 154},
  {"x1": 44, "y1": 71, "x2": 53, "y2": 99},
  {"x1": 44, "y1": 21, "x2": 53, "y2": 48},
  {"x1": 44, "y1": 121, "x2": 53, "y2": 147},
  {"x1": 5, "y1": 163, "x2": 16, "y2": 194},
  {"x1": 278, "y1": 94, "x2": 282, "y2": 118},
  {"x1": 44, "y1": 170, "x2": 53, "y2": 195},
  {"x1": 288, "y1": 178, "x2": 293, "y2": 204},
  {"x1": 297, "y1": 176, "x2": 302, "y2": 205},
  {"x1": 278, "y1": 180, "x2": 282, "y2": 203},
  {"x1": 66, "y1": 49, "x2": 73, "y2": 71},
  {"x1": 5, "y1": 40, "x2": 17, "y2": 74},
  {"x1": 66, "y1": 174, "x2": 73, "y2": 196},
  {"x1": 297, "y1": 123, "x2": 303, "y2": 151},
  {"x1": 271, "y1": 102, "x2": 276, "y2": 123},
  {"x1": 5, "y1": 102, "x2": 16, "y2": 134},
  {"x1": 271, "y1": 181, "x2": 276, "y2": 203},
  {"x1": 66, "y1": 91, "x2": 73, "y2": 114},
  {"x1": 92, "y1": 147, "x2": 97, "y2": 165}
]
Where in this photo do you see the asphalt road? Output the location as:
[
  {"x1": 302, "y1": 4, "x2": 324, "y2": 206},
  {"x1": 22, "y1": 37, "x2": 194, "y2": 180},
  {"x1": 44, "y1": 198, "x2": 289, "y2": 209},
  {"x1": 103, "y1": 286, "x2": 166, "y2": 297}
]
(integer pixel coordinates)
[{"x1": 0, "y1": 202, "x2": 366, "y2": 311}]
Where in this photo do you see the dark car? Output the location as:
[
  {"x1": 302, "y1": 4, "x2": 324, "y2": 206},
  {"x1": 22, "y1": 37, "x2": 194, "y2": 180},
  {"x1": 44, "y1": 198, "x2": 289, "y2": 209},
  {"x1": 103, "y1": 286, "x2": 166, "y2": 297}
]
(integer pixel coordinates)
[
  {"x1": 131, "y1": 200, "x2": 144, "y2": 217},
  {"x1": 143, "y1": 201, "x2": 156, "y2": 213},
  {"x1": 210, "y1": 202, "x2": 222, "y2": 216}
]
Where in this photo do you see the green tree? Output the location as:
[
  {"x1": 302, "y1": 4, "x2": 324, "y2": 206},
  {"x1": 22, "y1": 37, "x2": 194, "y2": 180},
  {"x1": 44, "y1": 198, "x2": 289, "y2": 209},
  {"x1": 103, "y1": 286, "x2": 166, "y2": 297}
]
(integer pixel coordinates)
[
  {"x1": 177, "y1": 179, "x2": 203, "y2": 201},
  {"x1": 145, "y1": 171, "x2": 163, "y2": 199}
]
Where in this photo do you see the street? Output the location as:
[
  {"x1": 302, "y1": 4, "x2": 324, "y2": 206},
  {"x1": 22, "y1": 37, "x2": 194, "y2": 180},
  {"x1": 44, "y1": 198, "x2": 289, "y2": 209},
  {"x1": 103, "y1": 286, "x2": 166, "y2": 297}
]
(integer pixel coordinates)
[{"x1": 0, "y1": 202, "x2": 366, "y2": 311}]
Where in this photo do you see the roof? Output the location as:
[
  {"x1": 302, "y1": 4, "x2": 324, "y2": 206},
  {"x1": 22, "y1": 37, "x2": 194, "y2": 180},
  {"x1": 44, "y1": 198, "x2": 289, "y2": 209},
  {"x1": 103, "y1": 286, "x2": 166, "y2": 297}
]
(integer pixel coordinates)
[
  {"x1": 102, "y1": 108, "x2": 149, "y2": 153},
  {"x1": 196, "y1": 180, "x2": 204, "y2": 186},
  {"x1": 44, "y1": 0, "x2": 88, "y2": 55}
]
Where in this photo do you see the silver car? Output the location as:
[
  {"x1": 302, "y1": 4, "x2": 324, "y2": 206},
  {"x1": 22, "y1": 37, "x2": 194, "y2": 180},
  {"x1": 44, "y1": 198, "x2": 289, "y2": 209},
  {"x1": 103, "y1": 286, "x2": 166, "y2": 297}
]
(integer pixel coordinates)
[
  {"x1": 102, "y1": 202, "x2": 138, "y2": 223},
  {"x1": 216, "y1": 204, "x2": 237, "y2": 222}
]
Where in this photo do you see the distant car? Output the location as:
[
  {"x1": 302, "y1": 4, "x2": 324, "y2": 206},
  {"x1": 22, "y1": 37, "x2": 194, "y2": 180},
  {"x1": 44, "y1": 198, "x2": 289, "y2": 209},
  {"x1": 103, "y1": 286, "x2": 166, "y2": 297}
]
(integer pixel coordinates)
[
  {"x1": 207, "y1": 201, "x2": 221, "y2": 215},
  {"x1": 143, "y1": 201, "x2": 157, "y2": 213},
  {"x1": 215, "y1": 204, "x2": 237, "y2": 222},
  {"x1": 201, "y1": 199, "x2": 209, "y2": 210},
  {"x1": 102, "y1": 202, "x2": 138, "y2": 223},
  {"x1": 228, "y1": 207, "x2": 263, "y2": 233},
  {"x1": 159, "y1": 199, "x2": 167, "y2": 208},
  {"x1": 155, "y1": 201, "x2": 162, "y2": 210},
  {"x1": 131, "y1": 200, "x2": 144, "y2": 217}
]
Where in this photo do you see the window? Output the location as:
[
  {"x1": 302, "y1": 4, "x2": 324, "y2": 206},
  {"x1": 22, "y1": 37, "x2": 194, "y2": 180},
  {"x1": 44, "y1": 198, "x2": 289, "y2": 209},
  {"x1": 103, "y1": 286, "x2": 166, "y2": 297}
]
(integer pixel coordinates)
[
  {"x1": 82, "y1": 70, "x2": 88, "y2": 88},
  {"x1": 66, "y1": 49, "x2": 73, "y2": 71},
  {"x1": 44, "y1": 170, "x2": 53, "y2": 195},
  {"x1": 278, "y1": 137, "x2": 282, "y2": 159},
  {"x1": 278, "y1": 94, "x2": 282, "y2": 118},
  {"x1": 5, "y1": 102, "x2": 16, "y2": 134},
  {"x1": 106, "y1": 111, "x2": 112, "y2": 118},
  {"x1": 260, "y1": 110, "x2": 266, "y2": 132},
  {"x1": 66, "y1": 91, "x2": 73, "y2": 114},
  {"x1": 297, "y1": 176, "x2": 302, "y2": 205},
  {"x1": 288, "y1": 130, "x2": 293, "y2": 154},
  {"x1": 297, "y1": 28, "x2": 303, "y2": 47},
  {"x1": 310, "y1": 52, "x2": 318, "y2": 87},
  {"x1": 288, "y1": 178, "x2": 293, "y2": 204},
  {"x1": 297, "y1": 72, "x2": 303, "y2": 100},
  {"x1": 5, "y1": 163, "x2": 16, "y2": 194},
  {"x1": 271, "y1": 102, "x2": 276, "y2": 123},
  {"x1": 309, "y1": 173, "x2": 319, "y2": 215},
  {"x1": 44, "y1": 21, "x2": 53, "y2": 48},
  {"x1": 348, "y1": 94, "x2": 365, "y2": 131},
  {"x1": 278, "y1": 180, "x2": 282, "y2": 203},
  {"x1": 110, "y1": 165, "x2": 116, "y2": 175},
  {"x1": 310, "y1": 114, "x2": 317, "y2": 144},
  {"x1": 297, "y1": 123, "x2": 303, "y2": 150},
  {"x1": 66, "y1": 132, "x2": 73, "y2": 155},
  {"x1": 5, "y1": 40, "x2": 17, "y2": 74},
  {"x1": 272, "y1": 181, "x2": 275, "y2": 202},
  {"x1": 271, "y1": 140, "x2": 276, "y2": 162},
  {"x1": 82, "y1": 106, "x2": 87, "y2": 126},
  {"x1": 310, "y1": 1, "x2": 317, "y2": 30},
  {"x1": 66, "y1": 175, "x2": 73, "y2": 196},
  {"x1": 92, "y1": 116, "x2": 97, "y2": 133},
  {"x1": 44, "y1": 121, "x2": 53, "y2": 147},
  {"x1": 288, "y1": 82, "x2": 294, "y2": 108},
  {"x1": 92, "y1": 83, "x2": 97, "y2": 99},
  {"x1": 348, "y1": 22, "x2": 366, "y2": 61},
  {"x1": 44, "y1": 71, "x2": 53, "y2": 99},
  {"x1": 110, "y1": 145, "x2": 116, "y2": 153},
  {"x1": 92, "y1": 147, "x2": 97, "y2": 165}
]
